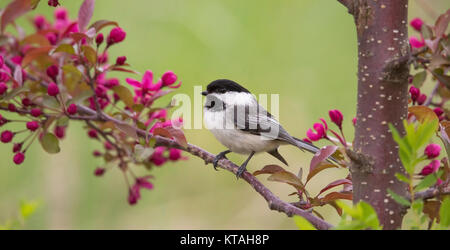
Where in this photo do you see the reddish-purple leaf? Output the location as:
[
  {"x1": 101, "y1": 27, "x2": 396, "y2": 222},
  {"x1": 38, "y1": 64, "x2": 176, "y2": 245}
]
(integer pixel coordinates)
[
  {"x1": 1, "y1": 0, "x2": 35, "y2": 33},
  {"x1": 78, "y1": 0, "x2": 95, "y2": 32},
  {"x1": 88, "y1": 20, "x2": 118, "y2": 33},
  {"x1": 321, "y1": 192, "x2": 353, "y2": 203},
  {"x1": 21, "y1": 46, "x2": 52, "y2": 67},
  {"x1": 153, "y1": 127, "x2": 171, "y2": 138},
  {"x1": 309, "y1": 145, "x2": 338, "y2": 173},
  {"x1": 267, "y1": 170, "x2": 305, "y2": 192},
  {"x1": 318, "y1": 179, "x2": 352, "y2": 196},
  {"x1": 165, "y1": 126, "x2": 188, "y2": 148},
  {"x1": 434, "y1": 9, "x2": 450, "y2": 39},
  {"x1": 306, "y1": 162, "x2": 338, "y2": 183},
  {"x1": 253, "y1": 165, "x2": 285, "y2": 176}
]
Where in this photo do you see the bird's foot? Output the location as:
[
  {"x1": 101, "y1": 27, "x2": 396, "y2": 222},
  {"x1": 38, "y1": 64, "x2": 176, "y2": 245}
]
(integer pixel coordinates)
[
  {"x1": 236, "y1": 164, "x2": 247, "y2": 179},
  {"x1": 212, "y1": 150, "x2": 230, "y2": 171}
]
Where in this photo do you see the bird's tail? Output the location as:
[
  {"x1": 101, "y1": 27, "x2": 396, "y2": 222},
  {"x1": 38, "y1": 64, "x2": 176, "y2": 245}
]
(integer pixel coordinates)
[{"x1": 291, "y1": 137, "x2": 339, "y2": 164}]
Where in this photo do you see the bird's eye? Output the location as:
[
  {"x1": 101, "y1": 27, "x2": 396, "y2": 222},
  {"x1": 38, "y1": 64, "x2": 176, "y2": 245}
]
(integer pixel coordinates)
[{"x1": 210, "y1": 101, "x2": 215, "y2": 107}]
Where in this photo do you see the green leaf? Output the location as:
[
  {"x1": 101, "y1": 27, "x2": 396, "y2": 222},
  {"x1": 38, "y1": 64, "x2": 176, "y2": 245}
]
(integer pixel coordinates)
[
  {"x1": 414, "y1": 173, "x2": 438, "y2": 192},
  {"x1": 39, "y1": 133, "x2": 61, "y2": 154},
  {"x1": 88, "y1": 20, "x2": 118, "y2": 32},
  {"x1": 387, "y1": 189, "x2": 411, "y2": 206},
  {"x1": 412, "y1": 71, "x2": 427, "y2": 88},
  {"x1": 53, "y1": 44, "x2": 75, "y2": 55},
  {"x1": 293, "y1": 216, "x2": 316, "y2": 230},
  {"x1": 359, "y1": 201, "x2": 381, "y2": 229},
  {"x1": 112, "y1": 85, "x2": 134, "y2": 108},
  {"x1": 81, "y1": 45, "x2": 97, "y2": 65},
  {"x1": 440, "y1": 197, "x2": 450, "y2": 228},
  {"x1": 395, "y1": 172, "x2": 411, "y2": 184}
]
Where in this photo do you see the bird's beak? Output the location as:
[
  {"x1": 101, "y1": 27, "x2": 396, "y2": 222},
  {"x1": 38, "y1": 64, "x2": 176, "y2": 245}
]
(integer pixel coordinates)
[{"x1": 201, "y1": 91, "x2": 208, "y2": 96}]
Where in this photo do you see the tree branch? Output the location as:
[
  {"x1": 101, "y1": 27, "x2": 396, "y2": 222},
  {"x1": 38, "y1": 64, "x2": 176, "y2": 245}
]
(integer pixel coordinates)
[
  {"x1": 3, "y1": 59, "x2": 333, "y2": 230},
  {"x1": 337, "y1": 0, "x2": 355, "y2": 15}
]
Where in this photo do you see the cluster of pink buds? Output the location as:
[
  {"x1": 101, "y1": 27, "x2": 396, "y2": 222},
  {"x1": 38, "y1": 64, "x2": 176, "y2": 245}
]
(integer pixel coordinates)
[
  {"x1": 409, "y1": 18, "x2": 425, "y2": 49},
  {"x1": 409, "y1": 86, "x2": 427, "y2": 105},
  {"x1": 305, "y1": 109, "x2": 348, "y2": 147},
  {"x1": 418, "y1": 144, "x2": 444, "y2": 185}
]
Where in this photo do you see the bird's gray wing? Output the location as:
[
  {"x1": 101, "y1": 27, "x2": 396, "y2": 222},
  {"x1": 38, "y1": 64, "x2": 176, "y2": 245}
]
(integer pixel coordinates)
[{"x1": 232, "y1": 103, "x2": 338, "y2": 163}]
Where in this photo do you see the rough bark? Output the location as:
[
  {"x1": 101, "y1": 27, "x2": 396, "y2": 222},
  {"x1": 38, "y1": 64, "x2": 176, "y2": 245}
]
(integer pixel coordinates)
[{"x1": 339, "y1": 0, "x2": 411, "y2": 229}]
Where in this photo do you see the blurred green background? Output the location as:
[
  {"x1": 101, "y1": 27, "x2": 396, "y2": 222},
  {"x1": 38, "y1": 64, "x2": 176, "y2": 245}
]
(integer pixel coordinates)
[{"x1": 0, "y1": 0, "x2": 448, "y2": 229}]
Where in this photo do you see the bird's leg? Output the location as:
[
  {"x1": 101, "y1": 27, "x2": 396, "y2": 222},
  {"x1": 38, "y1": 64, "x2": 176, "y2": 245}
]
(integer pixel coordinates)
[
  {"x1": 212, "y1": 150, "x2": 232, "y2": 171},
  {"x1": 236, "y1": 151, "x2": 255, "y2": 179}
]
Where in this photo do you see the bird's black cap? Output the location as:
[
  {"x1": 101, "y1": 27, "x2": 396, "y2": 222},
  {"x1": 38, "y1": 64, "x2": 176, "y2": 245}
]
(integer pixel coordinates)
[{"x1": 202, "y1": 79, "x2": 250, "y2": 96}]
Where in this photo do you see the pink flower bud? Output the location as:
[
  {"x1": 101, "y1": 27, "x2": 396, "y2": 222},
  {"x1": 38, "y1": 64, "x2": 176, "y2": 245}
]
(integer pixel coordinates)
[
  {"x1": 13, "y1": 143, "x2": 23, "y2": 153},
  {"x1": 409, "y1": 36, "x2": 425, "y2": 48},
  {"x1": 30, "y1": 108, "x2": 42, "y2": 117},
  {"x1": 47, "y1": 82, "x2": 59, "y2": 96},
  {"x1": 116, "y1": 56, "x2": 126, "y2": 65},
  {"x1": 417, "y1": 94, "x2": 427, "y2": 105},
  {"x1": 433, "y1": 107, "x2": 444, "y2": 117},
  {"x1": 26, "y1": 121, "x2": 40, "y2": 132},
  {"x1": 94, "y1": 167, "x2": 105, "y2": 176},
  {"x1": 0, "y1": 114, "x2": 7, "y2": 127},
  {"x1": 8, "y1": 103, "x2": 16, "y2": 112},
  {"x1": 128, "y1": 187, "x2": 139, "y2": 205},
  {"x1": 328, "y1": 109, "x2": 343, "y2": 129},
  {"x1": 104, "y1": 141, "x2": 113, "y2": 150},
  {"x1": 45, "y1": 33, "x2": 58, "y2": 45},
  {"x1": 352, "y1": 117, "x2": 357, "y2": 126},
  {"x1": 93, "y1": 150, "x2": 102, "y2": 157},
  {"x1": 67, "y1": 103, "x2": 77, "y2": 115},
  {"x1": 162, "y1": 71, "x2": 177, "y2": 86},
  {"x1": 0, "y1": 83, "x2": 7, "y2": 95},
  {"x1": 33, "y1": 15, "x2": 47, "y2": 30},
  {"x1": 419, "y1": 160, "x2": 440, "y2": 176},
  {"x1": 107, "y1": 27, "x2": 126, "y2": 45},
  {"x1": 169, "y1": 148, "x2": 182, "y2": 161},
  {"x1": 54, "y1": 126, "x2": 66, "y2": 139},
  {"x1": 424, "y1": 144, "x2": 441, "y2": 159},
  {"x1": 409, "y1": 86, "x2": 420, "y2": 103},
  {"x1": 95, "y1": 33, "x2": 104, "y2": 45},
  {"x1": 410, "y1": 18, "x2": 424, "y2": 32},
  {"x1": 150, "y1": 147, "x2": 167, "y2": 166},
  {"x1": 46, "y1": 65, "x2": 59, "y2": 81},
  {"x1": 88, "y1": 129, "x2": 98, "y2": 139},
  {"x1": 21, "y1": 98, "x2": 32, "y2": 107},
  {"x1": 54, "y1": 7, "x2": 67, "y2": 20},
  {"x1": 48, "y1": 0, "x2": 60, "y2": 7},
  {"x1": 1, "y1": 130, "x2": 14, "y2": 143},
  {"x1": 0, "y1": 55, "x2": 3, "y2": 68},
  {"x1": 13, "y1": 152, "x2": 25, "y2": 165},
  {"x1": 0, "y1": 72, "x2": 10, "y2": 82}
]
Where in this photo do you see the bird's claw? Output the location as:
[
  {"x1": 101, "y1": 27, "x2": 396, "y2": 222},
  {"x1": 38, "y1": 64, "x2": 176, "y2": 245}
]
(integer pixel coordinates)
[
  {"x1": 236, "y1": 165, "x2": 247, "y2": 179},
  {"x1": 212, "y1": 152, "x2": 228, "y2": 171}
]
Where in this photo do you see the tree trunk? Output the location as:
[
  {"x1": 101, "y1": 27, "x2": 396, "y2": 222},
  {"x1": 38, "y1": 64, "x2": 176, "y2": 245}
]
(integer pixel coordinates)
[{"x1": 340, "y1": 0, "x2": 411, "y2": 229}]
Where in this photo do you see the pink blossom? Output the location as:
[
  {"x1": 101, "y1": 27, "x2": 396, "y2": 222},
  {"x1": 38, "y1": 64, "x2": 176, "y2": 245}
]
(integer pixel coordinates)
[
  {"x1": 54, "y1": 7, "x2": 68, "y2": 20},
  {"x1": 13, "y1": 143, "x2": 23, "y2": 153},
  {"x1": 409, "y1": 36, "x2": 425, "y2": 48},
  {"x1": 88, "y1": 129, "x2": 98, "y2": 139},
  {"x1": 434, "y1": 107, "x2": 444, "y2": 117},
  {"x1": 306, "y1": 119, "x2": 328, "y2": 141},
  {"x1": 424, "y1": 144, "x2": 441, "y2": 159},
  {"x1": 145, "y1": 109, "x2": 167, "y2": 126},
  {"x1": 410, "y1": 18, "x2": 424, "y2": 32},
  {"x1": 169, "y1": 148, "x2": 182, "y2": 161},
  {"x1": 126, "y1": 70, "x2": 162, "y2": 103},
  {"x1": 149, "y1": 146, "x2": 167, "y2": 166},
  {"x1": 128, "y1": 186, "x2": 139, "y2": 205},
  {"x1": 33, "y1": 15, "x2": 48, "y2": 30}
]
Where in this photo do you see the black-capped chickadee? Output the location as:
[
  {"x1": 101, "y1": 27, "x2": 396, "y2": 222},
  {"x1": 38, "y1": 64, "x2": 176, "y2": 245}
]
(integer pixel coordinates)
[{"x1": 202, "y1": 79, "x2": 333, "y2": 179}]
